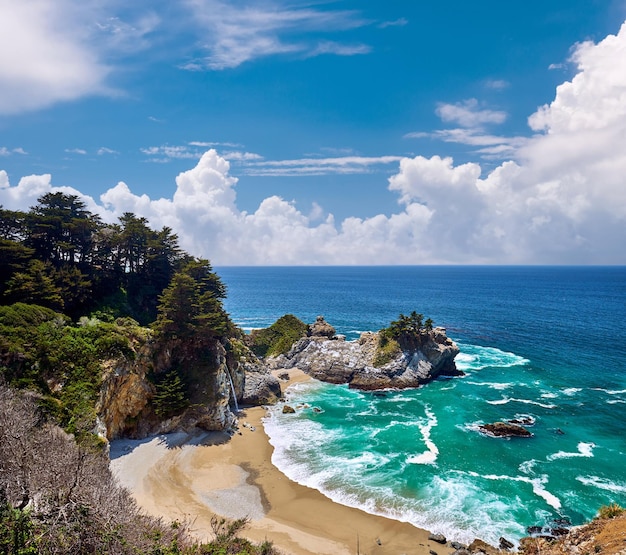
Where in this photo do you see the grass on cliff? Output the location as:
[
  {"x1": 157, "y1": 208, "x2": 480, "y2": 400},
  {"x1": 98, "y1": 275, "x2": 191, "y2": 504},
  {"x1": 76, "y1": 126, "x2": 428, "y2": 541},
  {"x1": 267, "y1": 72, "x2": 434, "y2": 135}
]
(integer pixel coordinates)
[
  {"x1": 247, "y1": 314, "x2": 308, "y2": 358},
  {"x1": 0, "y1": 303, "x2": 139, "y2": 443},
  {"x1": 373, "y1": 334, "x2": 401, "y2": 367}
]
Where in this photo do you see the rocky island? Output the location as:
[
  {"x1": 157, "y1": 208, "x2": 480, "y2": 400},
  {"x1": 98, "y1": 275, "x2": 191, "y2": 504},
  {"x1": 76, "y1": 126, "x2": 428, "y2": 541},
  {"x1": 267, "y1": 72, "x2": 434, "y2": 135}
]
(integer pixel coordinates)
[{"x1": 266, "y1": 314, "x2": 461, "y2": 390}]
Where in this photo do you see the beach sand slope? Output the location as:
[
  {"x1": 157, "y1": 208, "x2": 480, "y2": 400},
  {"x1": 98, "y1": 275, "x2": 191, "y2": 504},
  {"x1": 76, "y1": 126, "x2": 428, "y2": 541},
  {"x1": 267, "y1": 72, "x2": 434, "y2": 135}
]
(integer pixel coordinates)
[{"x1": 110, "y1": 370, "x2": 454, "y2": 555}]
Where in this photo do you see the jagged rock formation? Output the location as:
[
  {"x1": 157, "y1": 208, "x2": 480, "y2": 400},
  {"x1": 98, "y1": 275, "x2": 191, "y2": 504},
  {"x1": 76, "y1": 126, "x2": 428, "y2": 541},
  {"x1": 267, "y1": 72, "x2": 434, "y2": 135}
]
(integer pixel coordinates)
[
  {"x1": 97, "y1": 332, "x2": 280, "y2": 440},
  {"x1": 308, "y1": 315, "x2": 336, "y2": 338},
  {"x1": 519, "y1": 512, "x2": 626, "y2": 555},
  {"x1": 269, "y1": 323, "x2": 460, "y2": 390},
  {"x1": 239, "y1": 359, "x2": 282, "y2": 406}
]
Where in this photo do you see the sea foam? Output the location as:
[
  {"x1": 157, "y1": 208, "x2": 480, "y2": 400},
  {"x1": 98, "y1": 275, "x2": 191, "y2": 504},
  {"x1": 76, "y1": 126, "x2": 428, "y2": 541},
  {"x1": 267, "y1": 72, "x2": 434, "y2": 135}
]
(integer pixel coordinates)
[{"x1": 547, "y1": 442, "x2": 596, "y2": 461}]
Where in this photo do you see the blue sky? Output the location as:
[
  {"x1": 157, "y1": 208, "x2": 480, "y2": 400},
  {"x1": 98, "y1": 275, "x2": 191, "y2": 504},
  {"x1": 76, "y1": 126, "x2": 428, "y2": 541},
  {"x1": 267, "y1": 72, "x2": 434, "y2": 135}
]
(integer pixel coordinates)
[{"x1": 1, "y1": 0, "x2": 626, "y2": 264}]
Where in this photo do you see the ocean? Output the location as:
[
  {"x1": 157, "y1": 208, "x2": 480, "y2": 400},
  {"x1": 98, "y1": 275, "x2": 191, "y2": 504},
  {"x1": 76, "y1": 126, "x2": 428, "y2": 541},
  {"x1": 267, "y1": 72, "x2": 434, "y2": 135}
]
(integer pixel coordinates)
[{"x1": 217, "y1": 266, "x2": 626, "y2": 546}]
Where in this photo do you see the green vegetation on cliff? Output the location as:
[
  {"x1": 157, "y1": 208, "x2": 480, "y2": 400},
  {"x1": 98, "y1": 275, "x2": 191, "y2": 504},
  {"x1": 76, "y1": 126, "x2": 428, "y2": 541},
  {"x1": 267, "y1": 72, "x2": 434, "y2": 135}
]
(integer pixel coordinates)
[
  {"x1": 0, "y1": 303, "x2": 141, "y2": 443},
  {"x1": 0, "y1": 194, "x2": 239, "y2": 437},
  {"x1": 247, "y1": 314, "x2": 308, "y2": 357},
  {"x1": 374, "y1": 311, "x2": 435, "y2": 367},
  {"x1": 0, "y1": 197, "x2": 280, "y2": 554}
]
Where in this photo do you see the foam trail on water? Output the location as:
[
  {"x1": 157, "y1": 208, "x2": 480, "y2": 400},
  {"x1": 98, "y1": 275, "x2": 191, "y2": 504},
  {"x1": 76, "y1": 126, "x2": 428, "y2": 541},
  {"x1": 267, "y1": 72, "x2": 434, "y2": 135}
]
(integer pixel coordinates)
[
  {"x1": 577, "y1": 476, "x2": 626, "y2": 494},
  {"x1": 487, "y1": 396, "x2": 556, "y2": 409},
  {"x1": 456, "y1": 344, "x2": 529, "y2": 372},
  {"x1": 547, "y1": 442, "x2": 595, "y2": 461},
  {"x1": 467, "y1": 381, "x2": 514, "y2": 390},
  {"x1": 593, "y1": 388, "x2": 626, "y2": 395},
  {"x1": 407, "y1": 405, "x2": 439, "y2": 465},
  {"x1": 468, "y1": 471, "x2": 561, "y2": 511},
  {"x1": 562, "y1": 388, "x2": 582, "y2": 396}
]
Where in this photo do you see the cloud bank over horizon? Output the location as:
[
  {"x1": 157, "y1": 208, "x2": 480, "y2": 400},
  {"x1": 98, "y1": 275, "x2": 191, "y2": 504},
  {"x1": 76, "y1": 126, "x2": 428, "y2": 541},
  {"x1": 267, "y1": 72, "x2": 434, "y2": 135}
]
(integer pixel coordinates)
[{"x1": 2, "y1": 21, "x2": 626, "y2": 265}]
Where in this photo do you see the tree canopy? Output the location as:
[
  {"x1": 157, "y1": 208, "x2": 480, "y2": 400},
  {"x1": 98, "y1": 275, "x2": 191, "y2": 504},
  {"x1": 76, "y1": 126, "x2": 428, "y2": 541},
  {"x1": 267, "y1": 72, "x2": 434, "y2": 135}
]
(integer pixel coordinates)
[{"x1": 0, "y1": 195, "x2": 222, "y2": 324}]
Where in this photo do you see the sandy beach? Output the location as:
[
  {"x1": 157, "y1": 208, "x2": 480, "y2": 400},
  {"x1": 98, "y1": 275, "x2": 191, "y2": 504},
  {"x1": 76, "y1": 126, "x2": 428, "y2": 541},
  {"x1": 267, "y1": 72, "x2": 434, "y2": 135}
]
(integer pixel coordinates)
[{"x1": 110, "y1": 369, "x2": 455, "y2": 555}]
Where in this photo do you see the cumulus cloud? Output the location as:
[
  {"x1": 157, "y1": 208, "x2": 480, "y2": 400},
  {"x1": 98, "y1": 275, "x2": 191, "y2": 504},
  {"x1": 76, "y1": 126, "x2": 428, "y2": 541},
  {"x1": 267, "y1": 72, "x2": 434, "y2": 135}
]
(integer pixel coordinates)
[
  {"x1": 2, "y1": 21, "x2": 626, "y2": 264},
  {"x1": 0, "y1": 0, "x2": 162, "y2": 115},
  {"x1": 0, "y1": 0, "x2": 112, "y2": 114}
]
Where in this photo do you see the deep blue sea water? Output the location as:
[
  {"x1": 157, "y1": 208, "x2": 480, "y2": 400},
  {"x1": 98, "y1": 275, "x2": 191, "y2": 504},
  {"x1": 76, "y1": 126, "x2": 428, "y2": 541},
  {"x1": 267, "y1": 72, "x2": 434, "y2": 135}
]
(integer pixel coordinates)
[{"x1": 217, "y1": 266, "x2": 626, "y2": 545}]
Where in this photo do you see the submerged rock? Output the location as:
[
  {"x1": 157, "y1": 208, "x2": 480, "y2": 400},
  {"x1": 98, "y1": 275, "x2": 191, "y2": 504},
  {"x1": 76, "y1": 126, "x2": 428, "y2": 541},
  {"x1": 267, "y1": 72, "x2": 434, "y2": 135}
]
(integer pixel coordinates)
[{"x1": 508, "y1": 415, "x2": 535, "y2": 426}]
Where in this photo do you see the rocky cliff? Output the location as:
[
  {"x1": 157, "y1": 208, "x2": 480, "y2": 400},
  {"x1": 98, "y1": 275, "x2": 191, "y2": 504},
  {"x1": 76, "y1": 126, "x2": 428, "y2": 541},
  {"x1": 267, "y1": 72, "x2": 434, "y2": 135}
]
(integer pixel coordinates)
[
  {"x1": 269, "y1": 321, "x2": 461, "y2": 390},
  {"x1": 96, "y1": 330, "x2": 280, "y2": 440}
]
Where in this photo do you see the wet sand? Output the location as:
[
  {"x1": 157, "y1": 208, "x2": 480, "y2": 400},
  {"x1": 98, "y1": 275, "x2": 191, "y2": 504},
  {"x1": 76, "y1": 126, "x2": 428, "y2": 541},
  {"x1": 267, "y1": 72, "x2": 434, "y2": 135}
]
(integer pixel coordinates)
[{"x1": 110, "y1": 369, "x2": 455, "y2": 555}]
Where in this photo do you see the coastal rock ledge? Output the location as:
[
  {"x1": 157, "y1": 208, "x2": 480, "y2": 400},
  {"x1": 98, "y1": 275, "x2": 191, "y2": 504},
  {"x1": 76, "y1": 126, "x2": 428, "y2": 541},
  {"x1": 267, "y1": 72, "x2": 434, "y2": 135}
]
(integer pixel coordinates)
[{"x1": 268, "y1": 321, "x2": 461, "y2": 390}]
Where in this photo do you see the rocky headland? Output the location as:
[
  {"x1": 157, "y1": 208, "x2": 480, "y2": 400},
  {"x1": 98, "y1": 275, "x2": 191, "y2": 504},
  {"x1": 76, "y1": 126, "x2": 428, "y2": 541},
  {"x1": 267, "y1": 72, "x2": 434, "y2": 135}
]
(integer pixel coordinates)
[{"x1": 267, "y1": 316, "x2": 461, "y2": 390}]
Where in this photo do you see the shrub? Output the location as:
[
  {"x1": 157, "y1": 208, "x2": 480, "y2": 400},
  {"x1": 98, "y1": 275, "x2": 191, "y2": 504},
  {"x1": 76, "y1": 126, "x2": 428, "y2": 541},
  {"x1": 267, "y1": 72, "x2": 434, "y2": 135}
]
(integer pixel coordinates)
[
  {"x1": 373, "y1": 335, "x2": 401, "y2": 367},
  {"x1": 597, "y1": 503, "x2": 624, "y2": 519},
  {"x1": 247, "y1": 314, "x2": 308, "y2": 358}
]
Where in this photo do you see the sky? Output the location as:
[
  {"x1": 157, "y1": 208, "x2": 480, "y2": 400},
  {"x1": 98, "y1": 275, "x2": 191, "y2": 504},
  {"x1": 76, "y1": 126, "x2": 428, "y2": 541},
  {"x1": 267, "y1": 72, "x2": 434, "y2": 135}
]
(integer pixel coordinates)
[{"x1": 1, "y1": 0, "x2": 626, "y2": 265}]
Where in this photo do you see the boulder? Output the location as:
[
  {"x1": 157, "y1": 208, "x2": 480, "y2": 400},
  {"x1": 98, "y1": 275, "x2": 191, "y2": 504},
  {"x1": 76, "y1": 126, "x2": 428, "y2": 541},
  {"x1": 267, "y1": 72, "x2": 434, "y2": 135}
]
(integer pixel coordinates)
[
  {"x1": 282, "y1": 405, "x2": 296, "y2": 414},
  {"x1": 428, "y1": 532, "x2": 447, "y2": 544},
  {"x1": 467, "y1": 538, "x2": 502, "y2": 555}
]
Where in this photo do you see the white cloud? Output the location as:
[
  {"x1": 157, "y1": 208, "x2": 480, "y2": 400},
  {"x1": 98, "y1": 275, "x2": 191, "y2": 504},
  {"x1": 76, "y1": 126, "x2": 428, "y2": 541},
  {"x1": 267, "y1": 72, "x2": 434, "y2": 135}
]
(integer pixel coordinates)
[
  {"x1": 141, "y1": 145, "x2": 200, "y2": 162},
  {"x1": 1, "y1": 22, "x2": 626, "y2": 264},
  {"x1": 0, "y1": 147, "x2": 27, "y2": 157},
  {"x1": 484, "y1": 79, "x2": 510, "y2": 90},
  {"x1": 65, "y1": 148, "x2": 88, "y2": 155},
  {"x1": 97, "y1": 147, "x2": 119, "y2": 156},
  {"x1": 308, "y1": 41, "x2": 371, "y2": 57},
  {"x1": 221, "y1": 151, "x2": 264, "y2": 161},
  {"x1": 378, "y1": 18, "x2": 408, "y2": 29},
  {"x1": 181, "y1": 0, "x2": 368, "y2": 69},
  {"x1": 0, "y1": 0, "x2": 112, "y2": 115},
  {"x1": 436, "y1": 99, "x2": 507, "y2": 127},
  {"x1": 407, "y1": 99, "x2": 521, "y2": 160},
  {"x1": 405, "y1": 128, "x2": 528, "y2": 160},
  {"x1": 245, "y1": 155, "x2": 403, "y2": 176}
]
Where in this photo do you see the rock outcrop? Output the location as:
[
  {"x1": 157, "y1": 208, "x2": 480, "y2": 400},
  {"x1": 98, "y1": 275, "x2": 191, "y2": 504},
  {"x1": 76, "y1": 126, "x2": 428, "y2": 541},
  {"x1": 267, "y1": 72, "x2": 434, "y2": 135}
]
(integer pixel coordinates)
[
  {"x1": 97, "y1": 331, "x2": 281, "y2": 440},
  {"x1": 478, "y1": 422, "x2": 533, "y2": 438},
  {"x1": 240, "y1": 360, "x2": 282, "y2": 405},
  {"x1": 308, "y1": 315, "x2": 336, "y2": 338},
  {"x1": 269, "y1": 322, "x2": 460, "y2": 390},
  {"x1": 519, "y1": 512, "x2": 626, "y2": 555}
]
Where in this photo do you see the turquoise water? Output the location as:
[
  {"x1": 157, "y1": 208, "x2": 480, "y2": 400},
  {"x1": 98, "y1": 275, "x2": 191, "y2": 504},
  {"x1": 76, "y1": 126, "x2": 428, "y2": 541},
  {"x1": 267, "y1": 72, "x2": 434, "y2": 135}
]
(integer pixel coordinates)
[{"x1": 218, "y1": 266, "x2": 626, "y2": 545}]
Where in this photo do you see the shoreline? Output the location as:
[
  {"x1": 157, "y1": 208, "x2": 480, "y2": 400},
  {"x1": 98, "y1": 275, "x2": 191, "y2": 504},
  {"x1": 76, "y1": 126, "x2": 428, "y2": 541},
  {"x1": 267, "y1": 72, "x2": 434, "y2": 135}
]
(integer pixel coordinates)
[{"x1": 110, "y1": 369, "x2": 455, "y2": 555}]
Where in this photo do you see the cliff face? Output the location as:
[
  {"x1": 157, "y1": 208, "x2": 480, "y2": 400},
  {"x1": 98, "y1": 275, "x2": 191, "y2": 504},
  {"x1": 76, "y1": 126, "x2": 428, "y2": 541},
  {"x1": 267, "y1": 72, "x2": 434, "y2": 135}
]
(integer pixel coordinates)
[
  {"x1": 269, "y1": 326, "x2": 461, "y2": 390},
  {"x1": 96, "y1": 332, "x2": 279, "y2": 440}
]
